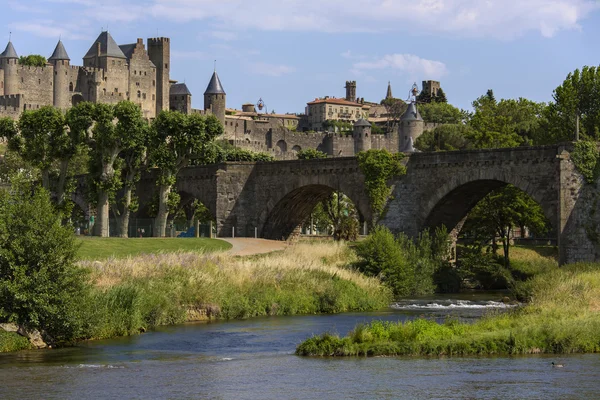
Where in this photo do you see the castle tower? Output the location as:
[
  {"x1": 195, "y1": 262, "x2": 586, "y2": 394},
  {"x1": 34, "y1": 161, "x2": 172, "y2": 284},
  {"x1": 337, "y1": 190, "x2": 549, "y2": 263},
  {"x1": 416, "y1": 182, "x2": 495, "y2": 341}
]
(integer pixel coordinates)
[
  {"x1": 83, "y1": 31, "x2": 127, "y2": 70},
  {"x1": 399, "y1": 102, "x2": 423, "y2": 152},
  {"x1": 386, "y1": 81, "x2": 393, "y2": 100},
  {"x1": 0, "y1": 41, "x2": 19, "y2": 96},
  {"x1": 422, "y1": 80, "x2": 441, "y2": 97},
  {"x1": 345, "y1": 80, "x2": 357, "y2": 102},
  {"x1": 353, "y1": 118, "x2": 372, "y2": 154},
  {"x1": 147, "y1": 37, "x2": 170, "y2": 116},
  {"x1": 204, "y1": 70, "x2": 226, "y2": 125},
  {"x1": 49, "y1": 40, "x2": 70, "y2": 110},
  {"x1": 169, "y1": 83, "x2": 192, "y2": 114}
]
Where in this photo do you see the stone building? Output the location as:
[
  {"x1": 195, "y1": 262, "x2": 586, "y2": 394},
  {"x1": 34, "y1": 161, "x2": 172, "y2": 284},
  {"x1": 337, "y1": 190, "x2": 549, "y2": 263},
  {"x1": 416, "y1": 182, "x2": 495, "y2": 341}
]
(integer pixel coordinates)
[
  {"x1": 422, "y1": 80, "x2": 442, "y2": 97},
  {"x1": 305, "y1": 98, "x2": 370, "y2": 131},
  {"x1": 0, "y1": 31, "x2": 173, "y2": 119}
]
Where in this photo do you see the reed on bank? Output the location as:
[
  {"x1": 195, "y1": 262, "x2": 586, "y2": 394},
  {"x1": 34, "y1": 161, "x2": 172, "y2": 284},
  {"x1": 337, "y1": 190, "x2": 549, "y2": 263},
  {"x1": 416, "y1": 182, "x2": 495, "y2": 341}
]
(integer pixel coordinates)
[
  {"x1": 296, "y1": 261, "x2": 600, "y2": 357},
  {"x1": 78, "y1": 242, "x2": 392, "y2": 340}
]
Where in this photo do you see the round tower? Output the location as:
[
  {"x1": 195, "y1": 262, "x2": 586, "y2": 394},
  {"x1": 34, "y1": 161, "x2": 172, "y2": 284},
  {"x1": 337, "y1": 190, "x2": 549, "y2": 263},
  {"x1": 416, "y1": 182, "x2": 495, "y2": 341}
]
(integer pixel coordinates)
[
  {"x1": 399, "y1": 102, "x2": 424, "y2": 152},
  {"x1": 49, "y1": 40, "x2": 70, "y2": 109},
  {"x1": 0, "y1": 41, "x2": 19, "y2": 95},
  {"x1": 353, "y1": 118, "x2": 372, "y2": 154},
  {"x1": 204, "y1": 70, "x2": 226, "y2": 126},
  {"x1": 345, "y1": 80, "x2": 357, "y2": 102}
]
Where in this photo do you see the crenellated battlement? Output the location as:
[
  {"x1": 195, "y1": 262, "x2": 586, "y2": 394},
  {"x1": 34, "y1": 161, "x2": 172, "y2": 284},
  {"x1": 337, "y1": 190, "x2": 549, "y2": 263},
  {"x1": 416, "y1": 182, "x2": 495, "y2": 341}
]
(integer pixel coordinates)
[{"x1": 0, "y1": 94, "x2": 24, "y2": 108}]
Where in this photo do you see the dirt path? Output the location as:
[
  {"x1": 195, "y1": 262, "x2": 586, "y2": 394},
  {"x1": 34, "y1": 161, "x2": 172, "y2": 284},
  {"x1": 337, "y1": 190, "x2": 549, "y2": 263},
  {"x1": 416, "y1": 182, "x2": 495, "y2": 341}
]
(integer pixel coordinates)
[{"x1": 220, "y1": 238, "x2": 288, "y2": 256}]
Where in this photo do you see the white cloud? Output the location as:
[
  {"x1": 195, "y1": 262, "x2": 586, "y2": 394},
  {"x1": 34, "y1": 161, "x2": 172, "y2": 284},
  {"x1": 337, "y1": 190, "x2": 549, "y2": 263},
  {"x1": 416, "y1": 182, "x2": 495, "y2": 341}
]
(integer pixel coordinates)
[
  {"x1": 17, "y1": 0, "x2": 600, "y2": 40},
  {"x1": 353, "y1": 54, "x2": 448, "y2": 80},
  {"x1": 9, "y1": 20, "x2": 92, "y2": 40},
  {"x1": 248, "y1": 62, "x2": 296, "y2": 77}
]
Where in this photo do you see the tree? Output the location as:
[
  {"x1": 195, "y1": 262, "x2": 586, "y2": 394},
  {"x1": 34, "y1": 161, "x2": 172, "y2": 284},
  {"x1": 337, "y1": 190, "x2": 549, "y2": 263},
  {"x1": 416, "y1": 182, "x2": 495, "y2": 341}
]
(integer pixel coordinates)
[
  {"x1": 297, "y1": 149, "x2": 327, "y2": 159},
  {"x1": 435, "y1": 88, "x2": 448, "y2": 103},
  {"x1": 416, "y1": 91, "x2": 432, "y2": 104},
  {"x1": 18, "y1": 55, "x2": 47, "y2": 67},
  {"x1": 150, "y1": 112, "x2": 222, "y2": 237},
  {"x1": 110, "y1": 106, "x2": 149, "y2": 238},
  {"x1": 0, "y1": 178, "x2": 88, "y2": 345},
  {"x1": 320, "y1": 192, "x2": 359, "y2": 241},
  {"x1": 415, "y1": 124, "x2": 473, "y2": 152},
  {"x1": 418, "y1": 102, "x2": 465, "y2": 124},
  {"x1": 381, "y1": 97, "x2": 407, "y2": 132},
  {"x1": 461, "y1": 185, "x2": 549, "y2": 267},
  {"x1": 7, "y1": 107, "x2": 65, "y2": 189},
  {"x1": 88, "y1": 101, "x2": 145, "y2": 237},
  {"x1": 544, "y1": 66, "x2": 600, "y2": 143},
  {"x1": 467, "y1": 92, "x2": 523, "y2": 149}
]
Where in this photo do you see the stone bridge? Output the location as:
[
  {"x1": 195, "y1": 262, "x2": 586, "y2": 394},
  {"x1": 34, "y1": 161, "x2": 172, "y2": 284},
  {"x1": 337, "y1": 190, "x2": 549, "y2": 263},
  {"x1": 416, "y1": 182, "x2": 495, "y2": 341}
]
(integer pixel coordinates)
[{"x1": 73, "y1": 144, "x2": 600, "y2": 264}]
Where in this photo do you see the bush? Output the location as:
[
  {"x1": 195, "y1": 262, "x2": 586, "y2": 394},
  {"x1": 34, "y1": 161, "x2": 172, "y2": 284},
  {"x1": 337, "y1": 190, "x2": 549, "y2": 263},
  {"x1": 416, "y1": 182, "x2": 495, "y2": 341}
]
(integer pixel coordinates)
[
  {"x1": 354, "y1": 226, "x2": 448, "y2": 297},
  {"x1": 297, "y1": 149, "x2": 328, "y2": 160},
  {"x1": 0, "y1": 179, "x2": 89, "y2": 345}
]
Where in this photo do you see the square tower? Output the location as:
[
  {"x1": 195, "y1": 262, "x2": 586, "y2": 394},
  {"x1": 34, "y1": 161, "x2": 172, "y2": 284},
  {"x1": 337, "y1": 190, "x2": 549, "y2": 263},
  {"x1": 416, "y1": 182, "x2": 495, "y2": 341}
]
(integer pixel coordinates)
[{"x1": 147, "y1": 37, "x2": 170, "y2": 116}]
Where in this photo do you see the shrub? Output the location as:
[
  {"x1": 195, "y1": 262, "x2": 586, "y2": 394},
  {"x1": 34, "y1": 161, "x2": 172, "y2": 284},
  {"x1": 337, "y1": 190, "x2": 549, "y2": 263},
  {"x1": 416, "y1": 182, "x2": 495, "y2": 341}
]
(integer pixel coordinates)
[
  {"x1": 0, "y1": 179, "x2": 89, "y2": 345},
  {"x1": 297, "y1": 149, "x2": 327, "y2": 160}
]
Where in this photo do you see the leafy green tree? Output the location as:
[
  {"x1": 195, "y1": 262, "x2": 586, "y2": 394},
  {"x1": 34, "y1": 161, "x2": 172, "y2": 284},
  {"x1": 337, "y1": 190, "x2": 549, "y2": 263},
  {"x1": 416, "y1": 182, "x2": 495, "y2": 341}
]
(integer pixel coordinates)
[
  {"x1": 6, "y1": 107, "x2": 64, "y2": 189},
  {"x1": 110, "y1": 109, "x2": 149, "y2": 237},
  {"x1": 18, "y1": 55, "x2": 47, "y2": 67},
  {"x1": 0, "y1": 178, "x2": 88, "y2": 345},
  {"x1": 150, "y1": 112, "x2": 222, "y2": 237},
  {"x1": 320, "y1": 192, "x2": 359, "y2": 241},
  {"x1": 544, "y1": 66, "x2": 600, "y2": 143},
  {"x1": 467, "y1": 92, "x2": 523, "y2": 148},
  {"x1": 418, "y1": 102, "x2": 465, "y2": 124},
  {"x1": 88, "y1": 102, "x2": 135, "y2": 236},
  {"x1": 297, "y1": 149, "x2": 327, "y2": 159},
  {"x1": 461, "y1": 185, "x2": 549, "y2": 267},
  {"x1": 435, "y1": 88, "x2": 448, "y2": 103},
  {"x1": 415, "y1": 124, "x2": 473, "y2": 152},
  {"x1": 416, "y1": 91, "x2": 432, "y2": 104}
]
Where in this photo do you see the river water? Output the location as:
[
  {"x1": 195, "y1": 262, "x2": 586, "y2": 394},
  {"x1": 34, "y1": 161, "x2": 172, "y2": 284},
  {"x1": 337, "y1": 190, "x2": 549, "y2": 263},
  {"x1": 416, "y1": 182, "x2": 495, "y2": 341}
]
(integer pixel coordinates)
[{"x1": 1, "y1": 293, "x2": 599, "y2": 399}]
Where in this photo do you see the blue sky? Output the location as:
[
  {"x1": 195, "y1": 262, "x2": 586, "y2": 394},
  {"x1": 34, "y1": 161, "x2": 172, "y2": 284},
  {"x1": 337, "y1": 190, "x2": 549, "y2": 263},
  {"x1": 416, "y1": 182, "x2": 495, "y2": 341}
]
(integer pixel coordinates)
[{"x1": 4, "y1": 0, "x2": 600, "y2": 113}]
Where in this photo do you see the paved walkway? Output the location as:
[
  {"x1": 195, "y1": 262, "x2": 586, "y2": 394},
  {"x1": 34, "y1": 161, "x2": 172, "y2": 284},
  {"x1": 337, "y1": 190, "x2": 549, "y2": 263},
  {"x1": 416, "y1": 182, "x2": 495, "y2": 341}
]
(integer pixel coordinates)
[{"x1": 220, "y1": 238, "x2": 288, "y2": 256}]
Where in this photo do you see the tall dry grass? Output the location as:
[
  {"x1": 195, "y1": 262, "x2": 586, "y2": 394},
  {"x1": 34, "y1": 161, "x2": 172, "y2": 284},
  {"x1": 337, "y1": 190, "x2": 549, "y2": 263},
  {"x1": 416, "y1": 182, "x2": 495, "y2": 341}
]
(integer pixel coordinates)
[{"x1": 77, "y1": 242, "x2": 391, "y2": 340}]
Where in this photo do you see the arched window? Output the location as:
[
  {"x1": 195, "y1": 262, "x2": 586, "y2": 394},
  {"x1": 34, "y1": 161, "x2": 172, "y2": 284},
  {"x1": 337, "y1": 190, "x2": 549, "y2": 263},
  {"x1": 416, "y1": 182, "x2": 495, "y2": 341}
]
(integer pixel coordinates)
[{"x1": 137, "y1": 90, "x2": 141, "y2": 98}]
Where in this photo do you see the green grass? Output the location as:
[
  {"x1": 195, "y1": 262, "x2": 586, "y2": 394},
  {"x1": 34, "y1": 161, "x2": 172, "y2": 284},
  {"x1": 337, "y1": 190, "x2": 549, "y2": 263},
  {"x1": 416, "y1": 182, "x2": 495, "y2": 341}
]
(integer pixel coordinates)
[
  {"x1": 296, "y1": 261, "x2": 600, "y2": 357},
  {"x1": 76, "y1": 237, "x2": 232, "y2": 260},
  {"x1": 73, "y1": 242, "x2": 391, "y2": 342},
  {"x1": 0, "y1": 330, "x2": 31, "y2": 352}
]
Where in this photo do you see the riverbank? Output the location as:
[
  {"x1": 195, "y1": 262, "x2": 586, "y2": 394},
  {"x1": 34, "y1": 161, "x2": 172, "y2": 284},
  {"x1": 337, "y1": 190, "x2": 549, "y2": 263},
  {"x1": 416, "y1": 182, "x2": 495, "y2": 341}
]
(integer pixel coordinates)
[
  {"x1": 296, "y1": 261, "x2": 600, "y2": 356},
  {"x1": 0, "y1": 242, "x2": 391, "y2": 352}
]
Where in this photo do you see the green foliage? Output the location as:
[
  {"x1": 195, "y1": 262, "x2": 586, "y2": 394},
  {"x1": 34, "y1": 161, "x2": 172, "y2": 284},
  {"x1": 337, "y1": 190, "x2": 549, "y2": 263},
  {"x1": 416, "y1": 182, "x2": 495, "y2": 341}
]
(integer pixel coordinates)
[
  {"x1": 322, "y1": 120, "x2": 353, "y2": 133},
  {"x1": 415, "y1": 124, "x2": 473, "y2": 152},
  {"x1": 297, "y1": 261, "x2": 600, "y2": 357},
  {"x1": 354, "y1": 226, "x2": 450, "y2": 297},
  {"x1": 545, "y1": 66, "x2": 600, "y2": 142},
  {"x1": 297, "y1": 148, "x2": 328, "y2": 160},
  {"x1": 18, "y1": 54, "x2": 47, "y2": 67},
  {"x1": 357, "y1": 149, "x2": 405, "y2": 222},
  {"x1": 418, "y1": 102, "x2": 464, "y2": 124},
  {"x1": 0, "y1": 330, "x2": 31, "y2": 352},
  {"x1": 467, "y1": 92, "x2": 525, "y2": 148},
  {"x1": 462, "y1": 185, "x2": 549, "y2": 267},
  {"x1": 370, "y1": 123, "x2": 384, "y2": 135},
  {"x1": 571, "y1": 140, "x2": 600, "y2": 184},
  {"x1": 0, "y1": 179, "x2": 89, "y2": 345}
]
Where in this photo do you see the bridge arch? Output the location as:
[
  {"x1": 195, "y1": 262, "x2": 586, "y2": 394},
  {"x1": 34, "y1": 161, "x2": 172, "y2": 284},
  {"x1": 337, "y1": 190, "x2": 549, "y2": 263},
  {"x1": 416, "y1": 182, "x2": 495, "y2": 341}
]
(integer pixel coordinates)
[
  {"x1": 420, "y1": 173, "x2": 557, "y2": 235},
  {"x1": 261, "y1": 184, "x2": 367, "y2": 240}
]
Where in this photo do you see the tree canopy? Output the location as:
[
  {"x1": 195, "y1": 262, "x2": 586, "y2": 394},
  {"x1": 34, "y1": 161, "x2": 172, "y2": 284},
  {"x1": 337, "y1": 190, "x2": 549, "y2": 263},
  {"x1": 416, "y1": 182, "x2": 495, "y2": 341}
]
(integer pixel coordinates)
[{"x1": 18, "y1": 55, "x2": 47, "y2": 67}]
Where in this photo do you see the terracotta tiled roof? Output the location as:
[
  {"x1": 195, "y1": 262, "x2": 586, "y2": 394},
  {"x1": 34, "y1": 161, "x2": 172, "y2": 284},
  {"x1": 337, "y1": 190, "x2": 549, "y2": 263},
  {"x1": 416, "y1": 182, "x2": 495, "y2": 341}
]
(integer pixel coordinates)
[{"x1": 307, "y1": 98, "x2": 364, "y2": 107}]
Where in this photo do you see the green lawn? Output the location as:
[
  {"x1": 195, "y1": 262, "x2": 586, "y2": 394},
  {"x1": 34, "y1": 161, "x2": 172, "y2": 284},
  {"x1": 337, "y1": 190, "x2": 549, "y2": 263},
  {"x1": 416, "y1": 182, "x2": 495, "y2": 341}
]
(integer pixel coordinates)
[{"x1": 76, "y1": 237, "x2": 232, "y2": 261}]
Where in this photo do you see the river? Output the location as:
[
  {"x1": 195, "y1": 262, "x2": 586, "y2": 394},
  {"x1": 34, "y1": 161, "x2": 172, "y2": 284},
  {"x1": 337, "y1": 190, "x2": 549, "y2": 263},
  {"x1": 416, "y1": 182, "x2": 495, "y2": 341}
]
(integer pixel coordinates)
[{"x1": 1, "y1": 293, "x2": 599, "y2": 399}]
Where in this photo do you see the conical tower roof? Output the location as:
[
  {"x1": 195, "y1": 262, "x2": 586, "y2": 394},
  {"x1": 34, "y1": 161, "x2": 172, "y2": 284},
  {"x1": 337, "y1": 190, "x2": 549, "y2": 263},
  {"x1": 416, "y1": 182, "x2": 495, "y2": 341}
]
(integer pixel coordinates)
[
  {"x1": 354, "y1": 118, "x2": 371, "y2": 127},
  {"x1": 401, "y1": 102, "x2": 423, "y2": 122},
  {"x1": 204, "y1": 71, "x2": 225, "y2": 95},
  {"x1": 83, "y1": 31, "x2": 126, "y2": 59},
  {"x1": 0, "y1": 41, "x2": 18, "y2": 59},
  {"x1": 386, "y1": 81, "x2": 393, "y2": 99},
  {"x1": 49, "y1": 40, "x2": 70, "y2": 61}
]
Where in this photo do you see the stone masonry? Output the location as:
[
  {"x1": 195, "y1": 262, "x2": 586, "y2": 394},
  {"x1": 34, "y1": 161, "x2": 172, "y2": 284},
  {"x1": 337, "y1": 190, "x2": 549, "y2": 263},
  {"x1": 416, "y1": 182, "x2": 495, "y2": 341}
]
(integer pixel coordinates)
[{"x1": 69, "y1": 143, "x2": 600, "y2": 265}]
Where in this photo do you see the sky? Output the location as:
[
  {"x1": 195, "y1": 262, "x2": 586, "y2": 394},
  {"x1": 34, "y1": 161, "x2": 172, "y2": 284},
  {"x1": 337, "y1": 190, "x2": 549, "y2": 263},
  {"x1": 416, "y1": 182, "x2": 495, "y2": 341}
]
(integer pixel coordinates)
[{"x1": 3, "y1": 0, "x2": 600, "y2": 114}]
